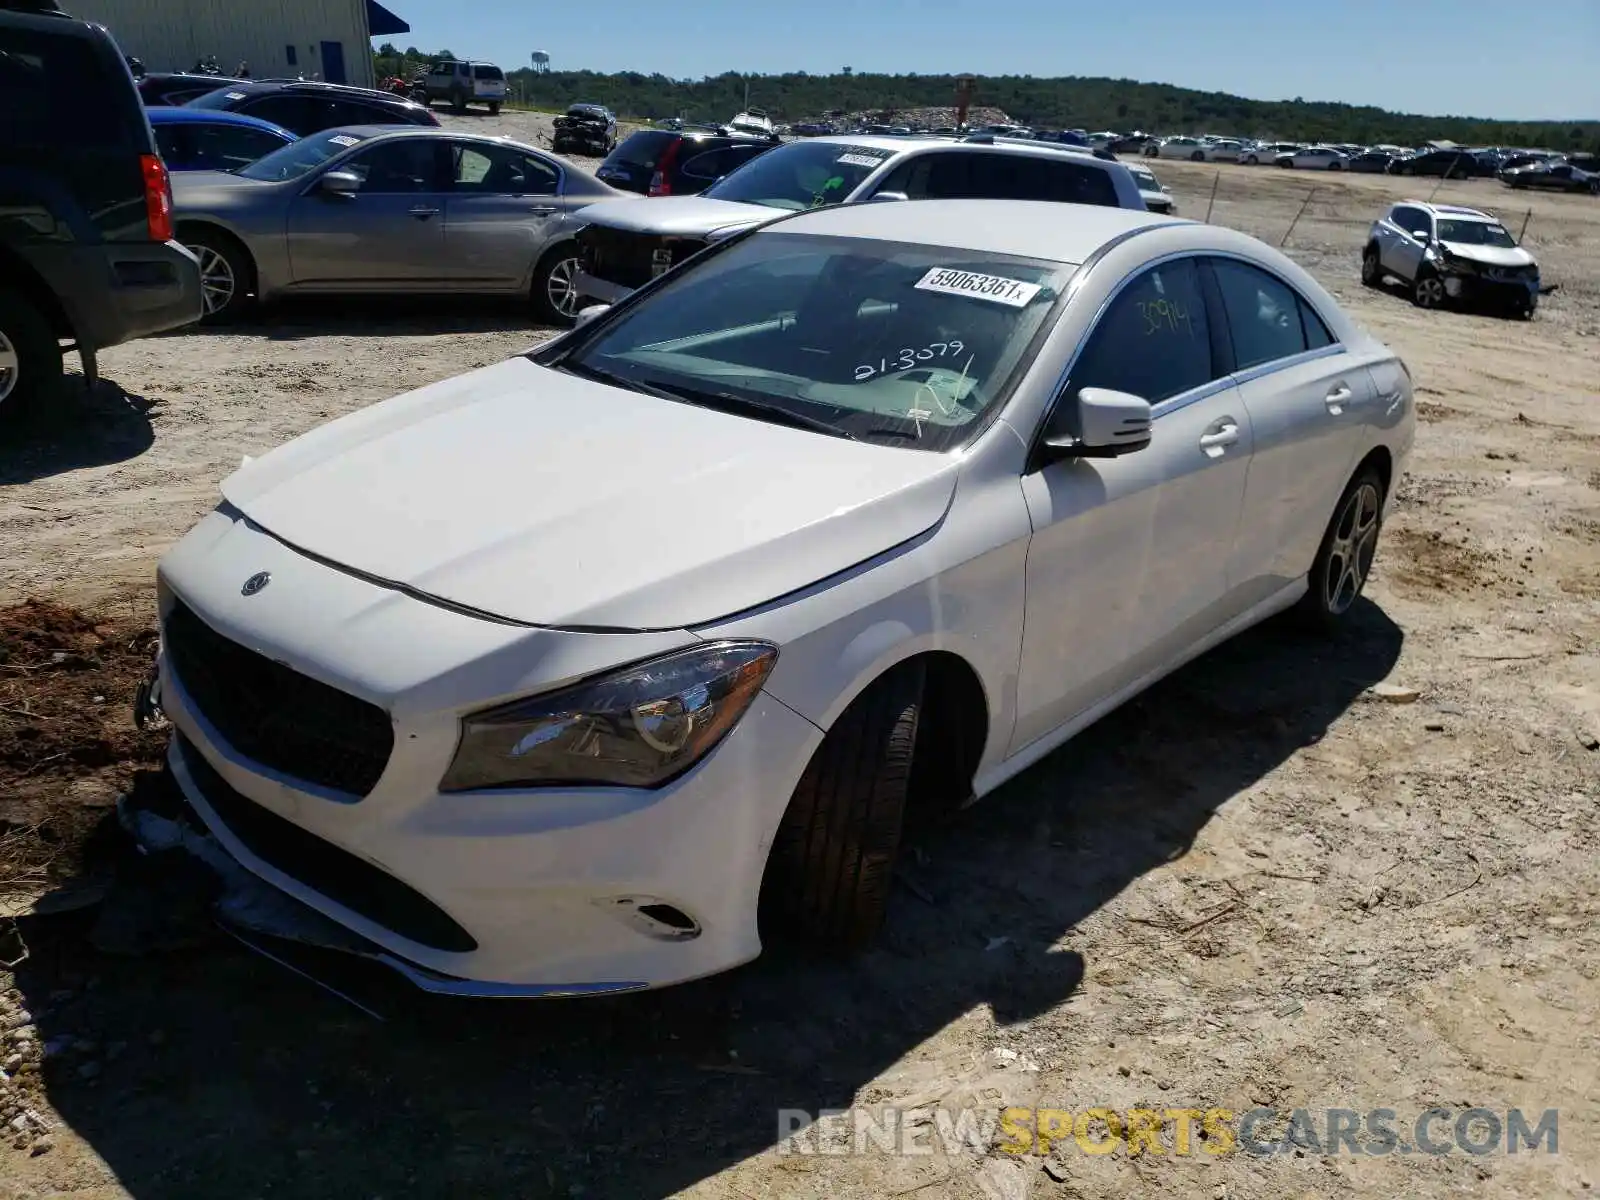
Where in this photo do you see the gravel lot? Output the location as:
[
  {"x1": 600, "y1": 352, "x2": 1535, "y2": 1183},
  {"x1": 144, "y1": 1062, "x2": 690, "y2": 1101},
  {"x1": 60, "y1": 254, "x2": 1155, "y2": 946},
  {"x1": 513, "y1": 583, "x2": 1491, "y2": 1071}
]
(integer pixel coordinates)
[{"x1": 2, "y1": 113, "x2": 1598, "y2": 1200}]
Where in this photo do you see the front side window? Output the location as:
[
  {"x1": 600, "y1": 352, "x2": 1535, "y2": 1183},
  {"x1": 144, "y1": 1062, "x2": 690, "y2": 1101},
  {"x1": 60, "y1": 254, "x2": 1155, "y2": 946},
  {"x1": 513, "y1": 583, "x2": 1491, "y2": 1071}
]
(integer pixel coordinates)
[
  {"x1": 342, "y1": 140, "x2": 443, "y2": 193},
  {"x1": 548, "y1": 232, "x2": 1074, "y2": 452},
  {"x1": 703, "y1": 142, "x2": 894, "y2": 210},
  {"x1": 1209, "y1": 259, "x2": 1311, "y2": 371},
  {"x1": 190, "y1": 122, "x2": 290, "y2": 171},
  {"x1": 1067, "y1": 259, "x2": 1215, "y2": 405}
]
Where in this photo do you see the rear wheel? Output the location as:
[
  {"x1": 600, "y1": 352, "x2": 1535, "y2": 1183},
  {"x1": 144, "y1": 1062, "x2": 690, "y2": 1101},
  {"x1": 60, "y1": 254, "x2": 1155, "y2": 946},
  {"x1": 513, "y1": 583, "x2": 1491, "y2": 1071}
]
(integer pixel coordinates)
[
  {"x1": 487, "y1": 100, "x2": 500, "y2": 115},
  {"x1": 450, "y1": 89, "x2": 466, "y2": 114},
  {"x1": 1297, "y1": 466, "x2": 1384, "y2": 631},
  {"x1": 1361, "y1": 244, "x2": 1382, "y2": 288},
  {"x1": 0, "y1": 288, "x2": 63, "y2": 421},
  {"x1": 1190, "y1": 150, "x2": 1204, "y2": 162},
  {"x1": 760, "y1": 663, "x2": 924, "y2": 950}
]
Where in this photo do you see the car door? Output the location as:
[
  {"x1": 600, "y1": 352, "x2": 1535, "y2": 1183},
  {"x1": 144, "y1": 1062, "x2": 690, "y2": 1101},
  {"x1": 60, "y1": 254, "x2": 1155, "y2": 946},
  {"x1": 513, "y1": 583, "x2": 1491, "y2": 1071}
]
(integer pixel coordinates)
[
  {"x1": 1205, "y1": 256, "x2": 1373, "y2": 609},
  {"x1": 1011, "y1": 256, "x2": 1251, "y2": 753},
  {"x1": 285, "y1": 137, "x2": 451, "y2": 288},
  {"x1": 442, "y1": 141, "x2": 564, "y2": 289},
  {"x1": 1381, "y1": 205, "x2": 1430, "y2": 279}
]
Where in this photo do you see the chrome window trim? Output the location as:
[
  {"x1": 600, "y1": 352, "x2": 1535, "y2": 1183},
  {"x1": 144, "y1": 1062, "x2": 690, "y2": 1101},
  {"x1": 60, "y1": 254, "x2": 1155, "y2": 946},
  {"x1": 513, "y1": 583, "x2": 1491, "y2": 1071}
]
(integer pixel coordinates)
[{"x1": 1228, "y1": 342, "x2": 1346, "y2": 387}]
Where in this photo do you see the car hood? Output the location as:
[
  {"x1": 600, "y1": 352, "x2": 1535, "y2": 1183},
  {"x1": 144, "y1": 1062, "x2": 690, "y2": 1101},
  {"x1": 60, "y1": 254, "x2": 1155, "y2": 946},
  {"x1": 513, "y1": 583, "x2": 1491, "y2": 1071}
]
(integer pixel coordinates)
[
  {"x1": 219, "y1": 357, "x2": 959, "y2": 630},
  {"x1": 1439, "y1": 242, "x2": 1535, "y2": 268},
  {"x1": 572, "y1": 194, "x2": 782, "y2": 239}
]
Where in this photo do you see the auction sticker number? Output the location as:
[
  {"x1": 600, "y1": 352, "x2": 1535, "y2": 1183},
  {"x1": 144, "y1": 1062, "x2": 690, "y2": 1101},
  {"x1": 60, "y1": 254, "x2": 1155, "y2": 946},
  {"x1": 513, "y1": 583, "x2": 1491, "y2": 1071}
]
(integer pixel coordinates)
[
  {"x1": 915, "y1": 268, "x2": 1040, "y2": 308},
  {"x1": 1137, "y1": 298, "x2": 1195, "y2": 337},
  {"x1": 328, "y1": 135, "x2": 361, "y2": 148},
  {"x1": 836, "y1": 152, "x2": 887, "y2": 168},
  {"x1": 854, "y1": 340, "x2": 967, "y2": 381}
]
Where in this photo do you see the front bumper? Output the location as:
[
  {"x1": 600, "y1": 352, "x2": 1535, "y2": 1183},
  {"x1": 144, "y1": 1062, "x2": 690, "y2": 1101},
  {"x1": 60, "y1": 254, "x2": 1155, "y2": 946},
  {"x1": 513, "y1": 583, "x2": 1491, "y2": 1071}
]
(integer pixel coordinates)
[
  {"x1": 572, "y1": 269, "x2": 635, "y2": 305},
  {"x1": 156, "y1": 513, "x2": 823, "y2": 994},
  {"x1": 1438, "y1": 267, "x2": 1539, "y2": 307}
]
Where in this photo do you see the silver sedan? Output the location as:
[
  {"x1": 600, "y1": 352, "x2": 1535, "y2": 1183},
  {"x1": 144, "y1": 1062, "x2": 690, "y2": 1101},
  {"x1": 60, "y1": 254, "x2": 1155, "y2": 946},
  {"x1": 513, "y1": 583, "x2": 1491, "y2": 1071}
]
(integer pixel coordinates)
[{"x1": 170, "y1": 126, "x2": 630, "y2": 323}]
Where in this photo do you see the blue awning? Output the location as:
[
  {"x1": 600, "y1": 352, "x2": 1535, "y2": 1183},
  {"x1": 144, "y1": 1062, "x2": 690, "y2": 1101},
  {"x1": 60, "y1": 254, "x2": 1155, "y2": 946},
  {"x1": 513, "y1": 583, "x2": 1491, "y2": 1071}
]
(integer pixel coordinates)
[{"x1": 367, "y1": 0, "x2": 410, "y2": 36}]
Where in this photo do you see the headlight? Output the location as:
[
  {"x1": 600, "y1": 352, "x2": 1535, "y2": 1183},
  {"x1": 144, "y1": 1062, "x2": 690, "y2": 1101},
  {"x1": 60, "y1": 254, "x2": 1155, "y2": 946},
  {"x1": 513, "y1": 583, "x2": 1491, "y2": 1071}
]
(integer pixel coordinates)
[{"x1": 439, "y1": 641, "x2": 778, "y2": 792}]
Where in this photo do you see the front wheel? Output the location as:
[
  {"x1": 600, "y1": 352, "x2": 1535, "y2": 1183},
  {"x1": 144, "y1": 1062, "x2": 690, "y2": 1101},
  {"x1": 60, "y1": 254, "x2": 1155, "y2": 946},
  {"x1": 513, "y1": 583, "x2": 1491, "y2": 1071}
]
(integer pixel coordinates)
[
  {"x1": 0, "y1": 287, "x2": 63, "y2": 421},
  {"x1": 760, "y1": 663, "x2": 924, "y2": 950},
  {"x1": 1190, "y1": 150, "x2": 1204, "y2": 162},
  {"x1": 450, "y1": 90, "x2": 466, "y2": 114},
  {"x1": 531, "y1": 246, "x2": 583, "y2": 324},
  {"x1": 1297, "y1": 467, "x2": 1384, "y2": 631},
  {"x1": 487, "y1": 101, "x2": 500, "y2": 115},
  {"x1": 1412, "y1": 269, "x2": 1446, "y2": 309}
]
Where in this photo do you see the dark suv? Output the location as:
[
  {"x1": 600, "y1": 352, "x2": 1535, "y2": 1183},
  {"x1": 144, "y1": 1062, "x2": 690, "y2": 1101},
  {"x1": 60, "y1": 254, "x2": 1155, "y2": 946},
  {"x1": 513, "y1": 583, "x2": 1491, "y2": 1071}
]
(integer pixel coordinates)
[
  {"x1": 185, "y1": 79, "x2": 438, "y2": 137},
  {"x1": 595, "y1": 128, "x2": 779, "y2": 195},
  {"x1": 0, "y1": 0, "x2": 203, "y2": 417},
  {"x1": 137, "y1": 70, "x2": 247, "y2": 106}
]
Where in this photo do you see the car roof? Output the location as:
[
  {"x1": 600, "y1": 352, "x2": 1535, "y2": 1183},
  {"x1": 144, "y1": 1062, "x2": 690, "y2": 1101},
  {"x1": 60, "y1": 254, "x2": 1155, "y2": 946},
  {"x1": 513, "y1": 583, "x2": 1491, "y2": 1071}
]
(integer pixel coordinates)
[
  {"x1": 221, "y1": 79, "x2": 417, "y2": 103},
  {"x1": 145, "y1": 105, "x2": 292, "y2": 132},
  {"x1": 325, "y1": 125, "x2": 542, "y2": 154},
  {"x1": 1405, "y1": 201, "x2": 1495, "y2": 220},
  {"x1": 756, "y1": 199, "x2": 1179, "y2": 265}
]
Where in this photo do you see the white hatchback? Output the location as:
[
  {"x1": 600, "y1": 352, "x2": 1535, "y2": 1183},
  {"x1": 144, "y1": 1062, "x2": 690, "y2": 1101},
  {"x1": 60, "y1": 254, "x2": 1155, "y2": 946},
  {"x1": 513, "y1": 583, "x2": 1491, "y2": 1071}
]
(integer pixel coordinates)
[{"x1": 155, "y1": 200, "x2": 1415, "y2": 997}]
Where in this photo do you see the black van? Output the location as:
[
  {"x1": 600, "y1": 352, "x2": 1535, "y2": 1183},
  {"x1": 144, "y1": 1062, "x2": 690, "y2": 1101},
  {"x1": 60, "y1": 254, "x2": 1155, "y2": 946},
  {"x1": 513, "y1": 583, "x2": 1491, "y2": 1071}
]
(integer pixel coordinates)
[{"x1": 0, "y1": 0, "x2": 202, "y2": 417}]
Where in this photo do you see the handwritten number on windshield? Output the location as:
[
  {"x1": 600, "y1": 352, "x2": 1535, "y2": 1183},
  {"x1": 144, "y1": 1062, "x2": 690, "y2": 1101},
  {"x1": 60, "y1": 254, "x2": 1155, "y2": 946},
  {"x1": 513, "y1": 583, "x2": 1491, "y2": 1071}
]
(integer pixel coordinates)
[
  {"x1": 1138, "y1": 299, "x2": 1195, "y2": 337},
  {"x1": 855, "y1": 340, "x2": 966, "y2": 381}
]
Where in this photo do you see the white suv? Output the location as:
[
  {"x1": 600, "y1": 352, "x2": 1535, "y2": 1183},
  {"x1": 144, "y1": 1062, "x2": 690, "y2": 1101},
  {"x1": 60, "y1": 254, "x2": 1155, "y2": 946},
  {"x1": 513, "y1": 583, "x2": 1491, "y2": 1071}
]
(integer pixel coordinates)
[
  {"x1": 422, "y1": 59, "x2": 506, "y2": 114},
  {"x1": 1362, "y1": 200, "x2": 1541, "y2": 318}
]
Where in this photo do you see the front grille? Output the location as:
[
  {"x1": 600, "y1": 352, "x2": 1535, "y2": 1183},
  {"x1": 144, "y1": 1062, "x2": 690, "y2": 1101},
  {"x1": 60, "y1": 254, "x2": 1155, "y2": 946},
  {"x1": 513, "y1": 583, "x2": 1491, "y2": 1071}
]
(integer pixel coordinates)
[
  {"x1": 177, "y1": 734, "x2": 477, "y2": 954},
  {"x1": 163, "y1": 600, "x2": 393, "y2": 797},
  {"x1": 578, "y1": 226, "x2": 705, "y2": 289}
]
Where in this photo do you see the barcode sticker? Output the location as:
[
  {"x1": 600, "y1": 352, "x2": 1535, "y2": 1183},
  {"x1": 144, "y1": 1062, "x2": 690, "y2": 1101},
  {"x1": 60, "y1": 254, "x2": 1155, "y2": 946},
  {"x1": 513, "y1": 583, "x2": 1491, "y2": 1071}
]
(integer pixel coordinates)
[{"x1": 914, "y1": 267, "x2": 1041, "y2": 308}]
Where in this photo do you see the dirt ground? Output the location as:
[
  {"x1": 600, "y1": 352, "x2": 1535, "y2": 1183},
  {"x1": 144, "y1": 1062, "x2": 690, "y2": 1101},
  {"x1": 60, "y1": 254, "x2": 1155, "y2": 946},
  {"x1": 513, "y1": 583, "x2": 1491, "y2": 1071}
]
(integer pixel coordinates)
[{"x1": 1, "y1": 114, "x2": 1598, "y2": 1199}]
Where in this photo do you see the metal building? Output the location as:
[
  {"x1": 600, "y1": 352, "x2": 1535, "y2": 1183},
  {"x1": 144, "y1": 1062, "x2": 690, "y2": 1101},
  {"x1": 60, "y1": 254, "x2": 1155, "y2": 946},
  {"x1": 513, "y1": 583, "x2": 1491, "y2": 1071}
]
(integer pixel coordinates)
[{"x1": 71, "y1": 0, "x2": 411, "y2": 90}]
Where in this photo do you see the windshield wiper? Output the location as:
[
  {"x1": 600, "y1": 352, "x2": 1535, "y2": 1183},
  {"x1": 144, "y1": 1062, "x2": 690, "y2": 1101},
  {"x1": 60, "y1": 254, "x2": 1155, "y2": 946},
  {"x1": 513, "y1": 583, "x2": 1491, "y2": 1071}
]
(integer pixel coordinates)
[
  {"x1": 554, "y1": 358, "x2": 682, "y2": 402},
  {"x1": 634, "y1": 376, "x2": 861, "y2": 441}
]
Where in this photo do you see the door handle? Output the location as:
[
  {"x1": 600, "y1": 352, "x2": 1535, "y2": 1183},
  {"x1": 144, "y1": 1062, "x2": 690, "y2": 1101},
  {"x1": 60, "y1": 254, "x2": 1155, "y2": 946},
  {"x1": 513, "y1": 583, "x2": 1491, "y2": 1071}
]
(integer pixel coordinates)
[
  {"x1": 527, "y1": 205, "x2": 558, "y2": 215},
  {"x1": 1198, "y1": 422, "x2": 1240, "y2": 455},
  {"x1": 409, "y1": 206, "x2": 440, "y2": 220},
  {"x1": 1325, "y1": 384, "x2": 1353, "y2": 414}
]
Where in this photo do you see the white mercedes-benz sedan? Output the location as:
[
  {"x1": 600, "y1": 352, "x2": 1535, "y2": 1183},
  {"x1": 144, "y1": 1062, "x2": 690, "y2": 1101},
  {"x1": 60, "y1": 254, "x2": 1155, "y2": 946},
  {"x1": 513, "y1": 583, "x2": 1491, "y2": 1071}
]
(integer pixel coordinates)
[{"x1": 155, "y1": 199, "x2": 1415, "y2": 997}]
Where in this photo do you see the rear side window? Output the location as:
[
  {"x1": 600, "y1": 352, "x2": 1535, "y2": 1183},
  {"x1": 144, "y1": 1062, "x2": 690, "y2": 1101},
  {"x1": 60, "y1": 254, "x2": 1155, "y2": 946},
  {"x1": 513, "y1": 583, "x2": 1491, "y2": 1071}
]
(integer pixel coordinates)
[
  {"x1": 1069, "y1": 259, "x2": 1215, "y2": 404},
  {"x1": 679, "y1": 144, "x2": 765, "y2": 184},
  {"x1": 1209, "y1": 259, "x2": 1311, "y2": 371},
  {"x1": 472, "y1": 65, "x2": 503, "y2": 80},
  {"x1": 0, "y1": 28, "x2": 137, "y2": 149},
  {"x1": 609, "y1": 130, "x2": 677, "y2": 168},
  {"x1": 1300, "y1": 300, "x2": 1335, "y2": 350}
]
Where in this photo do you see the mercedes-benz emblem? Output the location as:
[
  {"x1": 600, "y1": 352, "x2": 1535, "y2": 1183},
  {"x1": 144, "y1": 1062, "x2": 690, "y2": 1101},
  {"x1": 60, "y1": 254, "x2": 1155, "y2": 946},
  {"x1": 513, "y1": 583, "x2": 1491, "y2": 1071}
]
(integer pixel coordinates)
[{"x1": 241, "y1": 571, "x2": 271, "y2": 597}]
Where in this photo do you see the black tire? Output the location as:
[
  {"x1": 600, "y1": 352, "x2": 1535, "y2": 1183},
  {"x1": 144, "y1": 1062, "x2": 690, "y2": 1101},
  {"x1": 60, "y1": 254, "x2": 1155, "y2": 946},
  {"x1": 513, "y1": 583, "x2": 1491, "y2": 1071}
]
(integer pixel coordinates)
[
  {"x1": 180, "y1": 226, "x2": 255, "y2": 322},
  {"x1": 760, "y1": 662, "x2": 924, "y2": 951},
  {"x1": 1411, "y1": 267, "x2": 1446, "y2": 310},
  {"x1": 1360, "y1": 244, "x2": 1382, "y2": 288},
  {"x1": 487, "y1": 101, "x2": 500, "y2": 115},
  {"x1": 1328, "y1": 161, "x2": 1342, "y2": 171},
  {"x1": 1296, "y1": 466, "x2": 1384, "y2": 632},
  {"x1": 1513, "y1": 295, "x2": 1538, "y2": 321},
  {"x1": 0, "y1": 287, "x2": 64, "y2": 421},
  {"x1": 1190, "y1": 150, "x2": 1204, "y2": 162},
  {"x1": 450, "y1": 89, "x2": 466, "y2": 114},
  {"x1": 531, "y1": 244, "x2": 583, "y2": 324}
]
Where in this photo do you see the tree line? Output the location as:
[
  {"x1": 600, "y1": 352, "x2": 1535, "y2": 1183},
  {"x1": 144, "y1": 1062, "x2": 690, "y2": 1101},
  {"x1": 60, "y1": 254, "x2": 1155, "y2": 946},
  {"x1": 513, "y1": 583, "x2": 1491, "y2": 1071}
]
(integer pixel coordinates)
[{"x1": 372, "y1": 51, "x2": 1598, "y2": 151}]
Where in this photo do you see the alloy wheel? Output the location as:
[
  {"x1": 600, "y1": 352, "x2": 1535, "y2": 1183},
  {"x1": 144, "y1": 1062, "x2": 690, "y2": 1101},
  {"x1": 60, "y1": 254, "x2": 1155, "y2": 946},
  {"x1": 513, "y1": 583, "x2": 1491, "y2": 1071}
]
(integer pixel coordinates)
[
  {"x1": 545, "y1": 255, "x2": 581, "y2": 318},
  {"x1": 1414, "y1": 275, "x2": 1445, "y2": 308},
  {"x1": 1325, "y1": 482, "x2": 1380, "y2": 615},
  {"x1": 0, "y1": 326, "x2": 18, "y2": 405},
  {"x1": 195, "y1": 246, "x2": 236, "y2": 315}
]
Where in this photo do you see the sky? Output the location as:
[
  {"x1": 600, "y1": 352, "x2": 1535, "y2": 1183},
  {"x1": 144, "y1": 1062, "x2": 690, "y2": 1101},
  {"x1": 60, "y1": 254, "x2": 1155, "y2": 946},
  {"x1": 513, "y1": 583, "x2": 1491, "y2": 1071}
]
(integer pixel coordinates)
[{"x1": 381, "y1": 0, "x2": 1598, "y2": 122}]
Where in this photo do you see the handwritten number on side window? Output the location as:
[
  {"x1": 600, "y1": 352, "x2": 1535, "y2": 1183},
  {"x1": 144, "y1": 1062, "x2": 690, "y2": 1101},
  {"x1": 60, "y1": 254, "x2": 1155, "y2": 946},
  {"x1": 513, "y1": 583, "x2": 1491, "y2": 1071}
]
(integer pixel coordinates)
[
  {"x1": 1137, "y1": 298, "x2": 1195, "y2": 338},
  {"x1": 855, "y1": 340, "x2": 965, "y2": 381}
]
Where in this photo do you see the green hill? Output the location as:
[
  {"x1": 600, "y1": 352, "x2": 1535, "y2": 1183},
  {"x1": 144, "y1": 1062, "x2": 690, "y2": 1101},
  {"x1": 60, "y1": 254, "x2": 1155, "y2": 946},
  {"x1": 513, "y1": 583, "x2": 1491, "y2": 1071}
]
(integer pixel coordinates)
[{"x1": 372, "y1": 52, "x2": 1597, "y2": 151}]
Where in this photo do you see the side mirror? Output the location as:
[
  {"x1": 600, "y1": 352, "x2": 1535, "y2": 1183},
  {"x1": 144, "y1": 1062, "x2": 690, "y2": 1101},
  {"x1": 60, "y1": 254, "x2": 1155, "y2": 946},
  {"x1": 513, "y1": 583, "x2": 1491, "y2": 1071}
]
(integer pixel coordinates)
[
  {"x1": 1042, "y1": 387, "x2": 1153, "y2": 460},
  {"x1": 1411, "y1": 229, "x2": 1431, "y2": 242},
  {"x1": 574, "y1": 304, "x2": 610, "y2": 328},
  {"x1": 319, "y1": 170, "x2": 360, "y2": 195}
]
